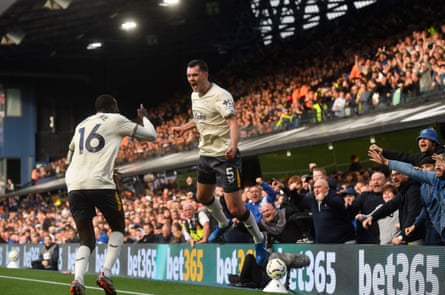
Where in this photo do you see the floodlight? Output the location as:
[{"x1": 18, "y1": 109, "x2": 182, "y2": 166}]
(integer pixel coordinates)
[
  {"x1": 121, "y1": 21, "x2": 137, "y2": 31},
  {"x1": 86, "y1": 42, "x2": 102, "y2": 50},
  {"x1": 159, "y1": 0, "x2": 180, "y2": 7}
]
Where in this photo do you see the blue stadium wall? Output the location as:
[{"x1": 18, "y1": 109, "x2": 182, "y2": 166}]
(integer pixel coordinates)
[{"x1": 0, "y1": 85, "x2": 37, "y2": 186}]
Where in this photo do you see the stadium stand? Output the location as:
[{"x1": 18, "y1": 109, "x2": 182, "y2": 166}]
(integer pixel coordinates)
[{"x1": 1, "y1": 0, "x2": 445, "y2": 247}]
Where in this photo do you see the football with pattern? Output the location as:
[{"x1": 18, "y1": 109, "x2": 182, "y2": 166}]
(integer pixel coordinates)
[{"x1": 266, "y1": 258, "x2": 287, "y2": 280}]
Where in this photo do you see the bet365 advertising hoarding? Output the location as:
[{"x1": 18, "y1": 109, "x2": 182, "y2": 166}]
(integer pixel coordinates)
[{"x1": 1, "y1": 243, "x2": 443, "y2": 294}]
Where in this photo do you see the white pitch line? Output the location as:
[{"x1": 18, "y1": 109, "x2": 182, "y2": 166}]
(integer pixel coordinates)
[{"x1": 0, "y1": 275, "x2": 155, "y2": 295}]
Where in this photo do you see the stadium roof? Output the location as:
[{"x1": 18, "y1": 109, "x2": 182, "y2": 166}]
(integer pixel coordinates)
[
  {"x1": 0, "y1": 0, "x2": 259, "y2": 72},
  {"x1": 0, "y1": 0, "x2": 382, "y2": 74}
]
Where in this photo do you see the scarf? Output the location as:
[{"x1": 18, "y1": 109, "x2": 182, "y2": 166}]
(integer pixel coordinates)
[{"x1": 260, "y1": 208, "x2": 287, "y2": 235}]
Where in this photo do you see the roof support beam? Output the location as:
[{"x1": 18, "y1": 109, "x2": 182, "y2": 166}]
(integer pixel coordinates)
[{"x1": 0, "y1": 0, "x2": 17, "y2": 17}]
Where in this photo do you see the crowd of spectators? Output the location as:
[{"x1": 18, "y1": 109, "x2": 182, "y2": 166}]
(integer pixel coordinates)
[
  {"x1": 24, "y1": 17, "x2": 445, "y2": 185},
  {"x1": 1, "y1": 3, "x2": 445, "y2": 248},
  {"x1": 0, "y1": 159, "x2": 430, "y2": 247},
  {"x1": 110, "y1": 6, "x2": 445, "y2": 163}
]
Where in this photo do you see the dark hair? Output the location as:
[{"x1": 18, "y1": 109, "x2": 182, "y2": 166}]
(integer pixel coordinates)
[
  {"x1": 187, "y1": 59, "x2": 208, "y2": 72},
  {"x1": 172, "y1": 222, "x2": 182, "y2": 231},
  {"x1": 95, "y1": 94, "x2": 118, "y2": 112},
  {"x1": 381, "y1": 184, "x2": 398, "y2": 194},
  {"x1": 420, "y1": 156, "x2": 435, "y2": 166}
]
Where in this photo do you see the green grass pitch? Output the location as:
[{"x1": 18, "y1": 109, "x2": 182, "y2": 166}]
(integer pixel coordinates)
[{"x1": 0, "y1": 267, "x2": 281, "y2": 295}]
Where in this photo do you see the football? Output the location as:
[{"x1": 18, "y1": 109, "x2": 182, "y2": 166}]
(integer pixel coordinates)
[
  {"x1": 8, "y1": 250, "x2": 18, "y2": 261},
  {"x1": 266, "y1": 258, "x2": 287, "y2": 280}
]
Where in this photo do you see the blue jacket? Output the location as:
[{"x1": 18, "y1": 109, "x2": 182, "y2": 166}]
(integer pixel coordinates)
[
  {"x1": 291, "y1": 188, "x2": 355, "y2": 243},
  {"x1": 245, "y1": 181, "x2": 278, "y2": 223},
  {"x1": 388, "y1": 160, "x2": 445, "y2": 240},
  {"x1": 415, "y1": 183, "x2": 443, "y2": 244}
]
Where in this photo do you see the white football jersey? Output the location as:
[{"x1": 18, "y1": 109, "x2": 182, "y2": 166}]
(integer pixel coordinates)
[
  {"x1": 65, "y1": 113, "x2": 156, "y2": 191},
  {"x1": 191, "y1": 83, "x2": 236, "y2": 156}
]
